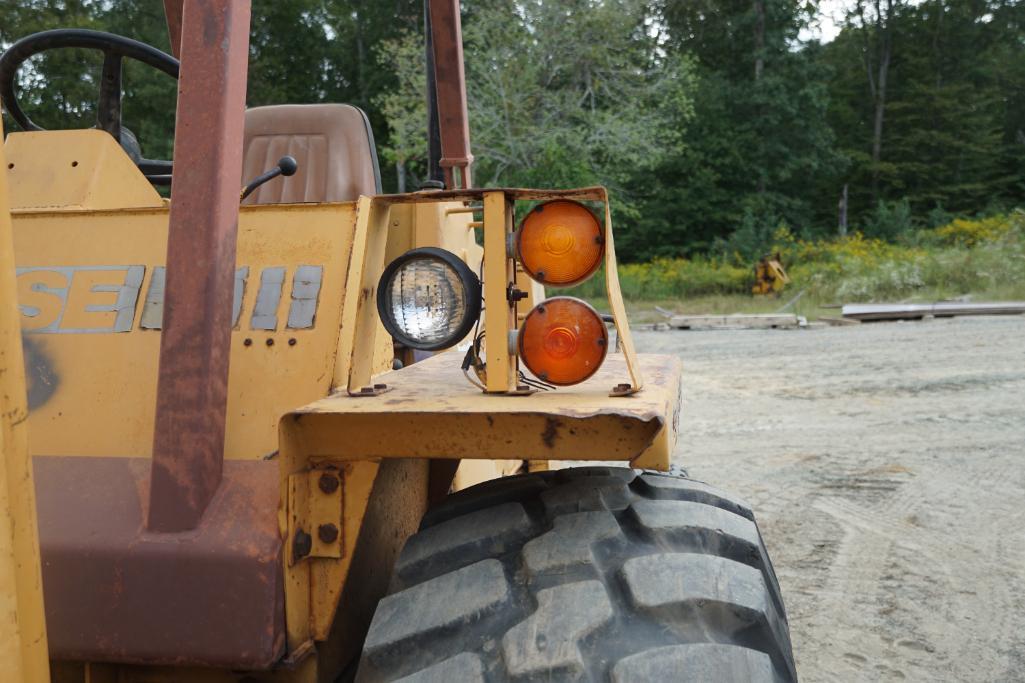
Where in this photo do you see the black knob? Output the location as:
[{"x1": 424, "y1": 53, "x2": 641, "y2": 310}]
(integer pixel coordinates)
[{"x1": 278, "y1": 155, "x2": 298, "y2": 176}]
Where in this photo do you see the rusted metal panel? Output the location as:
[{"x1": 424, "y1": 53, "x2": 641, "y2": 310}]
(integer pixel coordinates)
[
  {"x1": 162, "y1": 0, "x2": 184, "y2": 58},
  {"x1": 427, "y1": 0, "x2": 473, "y2": 188},
  {"x1": 282, "y1": 352, "x2": 681, "y2": 469},
  {"x1": 375, "y1": 186, "x2": 609, "y2": 205},
  {"x1": 35, "y1": 456, "x2": 284, "y2": 669},
  {"x1": 149, "y1": 0, "x2": 252, "y2": 532}
]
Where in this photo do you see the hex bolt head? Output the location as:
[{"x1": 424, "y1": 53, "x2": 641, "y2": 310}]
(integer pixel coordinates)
[
  {"x1": 318, "y1": 473, "x2": 340, "y2": 494},
  {"x1": 318, "y1": 523, "x2": 339, "y2": 544},
  {"x1": 292, "y1": 529, "x2": 312, "y2": 562}
]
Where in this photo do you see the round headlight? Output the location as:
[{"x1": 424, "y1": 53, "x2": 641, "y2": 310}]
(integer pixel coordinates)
[{"x1": 376, "y1": 247, "x2": 482, "y2": 351}]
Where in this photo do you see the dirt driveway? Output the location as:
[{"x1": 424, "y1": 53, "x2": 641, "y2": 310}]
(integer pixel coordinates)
[{"x1": 634, "y1": 315, "x2": 1025, "y2": 682}]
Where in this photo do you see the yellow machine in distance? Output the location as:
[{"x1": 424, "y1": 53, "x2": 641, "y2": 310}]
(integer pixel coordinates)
[{"x1": 753, "y1": 251, "x2": 791, "y2": 295}]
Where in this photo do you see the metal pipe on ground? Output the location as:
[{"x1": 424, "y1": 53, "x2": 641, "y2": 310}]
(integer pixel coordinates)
[{"x1": 842, "y1": 302, "x2": 1025, "y2": 322}]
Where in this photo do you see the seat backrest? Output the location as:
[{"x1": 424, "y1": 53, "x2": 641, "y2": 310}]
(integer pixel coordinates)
[{"x1": 242, "y1": 104, "x2": 382, "y2": 205}]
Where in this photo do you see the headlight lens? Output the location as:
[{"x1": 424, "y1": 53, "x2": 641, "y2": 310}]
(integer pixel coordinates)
[
  {"x1": 518, "y1": 296, "x2": 608, "y2": 385},
  {"x1": 516, "y1": 199, "x2": 604, "y2": 287},
  {"x1": 376, "y1": 247, "x2": 482, "y2": 351}
]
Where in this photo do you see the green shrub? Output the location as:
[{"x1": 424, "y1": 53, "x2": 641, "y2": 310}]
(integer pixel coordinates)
[
  {"x1": 863, "y1": 198, "x2": 914, "y2": 240},
  {"x1": 589, "y1": 209, "x2": 1025, "y2": 304}
]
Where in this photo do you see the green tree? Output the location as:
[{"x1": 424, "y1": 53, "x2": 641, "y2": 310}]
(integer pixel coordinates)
[
  {"x1": 374, "y1": 30, "x2": 427, "y2": 192},
  {"x1": 0, "y1": 1, "x2": 106, "y2": 134},
  {"x1": 628, "y1": 0, "x2": 840, "y2": 260},
  {"x1": 460, "y1": 0, "x2": 694, "y2": 196},
  {"x1": 2, "y1": 0, "x2": 421, "y2": 187},
  {"x1": 823, "y1": 0, "x2": 1025, "y2": 225}
]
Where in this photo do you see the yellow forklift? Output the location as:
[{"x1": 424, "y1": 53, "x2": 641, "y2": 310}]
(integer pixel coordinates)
[{"x1": 0, "y1": 1, "x2": 796, "y2": 681}]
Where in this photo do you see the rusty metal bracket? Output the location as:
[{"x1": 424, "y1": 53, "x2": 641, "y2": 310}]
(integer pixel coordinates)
[
  {"x1": 610, "y1": 383, "x2": 637, "y2": 397},
  {"x1": 287, "y1": 468, "x2": 344, "y2": 567},
  {"x1": 346, "y1": 383, "x2": 392, "y2": 397}
]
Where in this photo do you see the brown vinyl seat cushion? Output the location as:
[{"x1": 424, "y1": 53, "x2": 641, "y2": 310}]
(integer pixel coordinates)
[{"x1": 242, "y1": 103, "x2": 381, "y2": 205}]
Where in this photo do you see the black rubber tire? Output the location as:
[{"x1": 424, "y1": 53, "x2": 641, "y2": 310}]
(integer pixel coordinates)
[{"x1": 355, "y1": 467, "x2": 797, "y2": 682}]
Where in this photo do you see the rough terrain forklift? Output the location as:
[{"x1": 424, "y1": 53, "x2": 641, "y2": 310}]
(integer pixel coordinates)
[{"x1": 0, "y1": 1, "x2": 797, "y2": 681}]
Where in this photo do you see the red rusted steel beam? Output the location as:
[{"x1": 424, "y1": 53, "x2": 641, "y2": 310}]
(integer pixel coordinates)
[
  {"x1": 148, "y1": 0, "x2": 252, "y2": 533},
  {"x1": 427, "y1": 0, "x2": 474, "y2": 188},
  {"x1": 37, "y1": 456, "x2": 284, "y2": 668},
  {"x1": 163, "y1": 0, "x2": 184, "y2": 58}
]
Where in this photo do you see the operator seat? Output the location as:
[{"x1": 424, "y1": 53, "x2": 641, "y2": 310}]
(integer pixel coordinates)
[{"x1": 241, "y1": 103, "x2": 382, "y2": 205}]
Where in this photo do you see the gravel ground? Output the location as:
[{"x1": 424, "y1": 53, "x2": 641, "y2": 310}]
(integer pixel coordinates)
[{"x1": 634, "y1": 315, "x2": 1025, "y2": 683}]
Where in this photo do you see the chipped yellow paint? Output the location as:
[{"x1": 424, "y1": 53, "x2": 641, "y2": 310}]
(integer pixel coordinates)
[
  {"x1": 13, "y1": 203, "x2": 353, "y2": 460},
  {"x1": 283, "y1": 352, "x2": 679, "y2": 466},
  {"x1": 343, "y1": 197, "x2": 392, "y2": 394},
  {"x1": 482, "y1": 192, "x2": 517, "y2": 392},
  {"x1": 309, "y1": 460, "x2": 379, "y2": 639},
  {"x1": 0, "y1": 115, "x2": 50, "y2": 683},
  {"x1": 4, "y1": 130, "x2": 163, "y2": 212}
]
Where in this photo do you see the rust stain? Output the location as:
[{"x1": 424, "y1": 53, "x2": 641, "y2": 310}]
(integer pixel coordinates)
[
  {"x1": 35, "y1": 456, "x2": 283, "y2": 668},
  {"x1": 148, "y1": 0, "x2": 253, "y2": 533},
  {"x1": 541, "y1": 417, "x2": 560, "y2": 448}
]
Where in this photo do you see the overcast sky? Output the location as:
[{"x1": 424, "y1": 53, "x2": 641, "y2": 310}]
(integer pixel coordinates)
[{"x1": 802, "y1": 0, "x2": 850, "y2": 43}]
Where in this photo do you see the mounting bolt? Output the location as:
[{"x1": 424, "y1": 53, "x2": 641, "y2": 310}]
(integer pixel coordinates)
[
  {"x1": 318, "y1": 473, "x2": 340, "y2": 494},
  {"x1": 318, "y1": 523, "x2": 339, "y2": 544},
  {"x1": 507, "y1": 286, "x2": 528, "y2": 302},
  {"x1": 292, "y1": 529, "x2": 312, "y2": 562}
]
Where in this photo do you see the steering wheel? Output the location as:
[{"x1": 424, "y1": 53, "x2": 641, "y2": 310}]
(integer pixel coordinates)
[{"x1": 0, "y1": 29, "x2": 179, "y2": 183}]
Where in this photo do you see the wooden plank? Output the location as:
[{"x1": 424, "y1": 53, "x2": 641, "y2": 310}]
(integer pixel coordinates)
[
  {"x1": 668, "y1": 313, "x2": 801, "y2": 330},
  {"x1": 819, "y1": 315, "x2": 861, "y2": 326}
]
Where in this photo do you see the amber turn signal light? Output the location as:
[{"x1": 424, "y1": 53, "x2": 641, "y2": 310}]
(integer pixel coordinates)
[
  {"x1": 516, "y1": 199, "x2": 604, "y2": 287},
  {"x1": 518, "y1": 297, "x2": 608, "y2": 386}
]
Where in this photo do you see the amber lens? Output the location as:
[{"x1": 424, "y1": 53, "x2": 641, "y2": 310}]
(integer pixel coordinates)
[
  {"x1": 516, "y1": 200, "x2": 603, "y2": 286},
  {"x1": 518, "y1": 297, "x2": 608, "y2": 386}
]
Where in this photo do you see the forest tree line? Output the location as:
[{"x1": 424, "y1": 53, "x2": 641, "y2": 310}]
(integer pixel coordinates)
[{"x1": 2, "y1": 0, "x2": 1023, "y2": 262}]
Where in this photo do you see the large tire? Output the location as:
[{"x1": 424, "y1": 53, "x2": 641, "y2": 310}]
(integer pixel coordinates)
[{"x1": 355, "y1": 467, "x2": 797, "y2": 682}]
